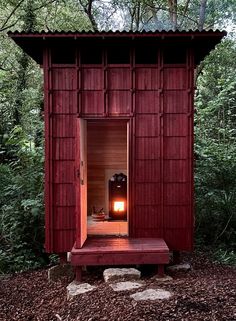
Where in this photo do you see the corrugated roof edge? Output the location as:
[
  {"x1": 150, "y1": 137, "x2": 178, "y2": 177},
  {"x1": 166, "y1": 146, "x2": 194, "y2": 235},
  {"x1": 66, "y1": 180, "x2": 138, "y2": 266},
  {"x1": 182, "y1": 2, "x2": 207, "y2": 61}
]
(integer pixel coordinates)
[{"x1": 8, "y1": 29, "x2": 227, "y2": 35}]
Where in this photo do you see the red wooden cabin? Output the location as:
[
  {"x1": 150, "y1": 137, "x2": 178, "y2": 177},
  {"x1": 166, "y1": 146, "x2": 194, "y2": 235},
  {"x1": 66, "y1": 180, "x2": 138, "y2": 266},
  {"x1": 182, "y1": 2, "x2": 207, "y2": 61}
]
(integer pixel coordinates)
[{"x1": 9, "y1": 30, "x2": 225, "y2": 279}]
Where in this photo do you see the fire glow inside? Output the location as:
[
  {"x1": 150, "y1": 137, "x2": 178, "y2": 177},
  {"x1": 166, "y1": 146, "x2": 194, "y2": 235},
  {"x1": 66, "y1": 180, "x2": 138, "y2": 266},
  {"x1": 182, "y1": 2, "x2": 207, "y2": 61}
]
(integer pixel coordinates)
[{"x1": 114, "y1": 201, "x2": 125, "y2": 212}]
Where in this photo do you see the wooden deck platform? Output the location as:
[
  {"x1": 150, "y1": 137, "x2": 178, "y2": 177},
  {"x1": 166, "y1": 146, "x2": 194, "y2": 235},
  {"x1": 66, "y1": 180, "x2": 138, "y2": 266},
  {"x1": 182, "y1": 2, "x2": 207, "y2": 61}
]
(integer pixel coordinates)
[{"x1": 71, "y1": 237, "x2": 170, "y2": 280}]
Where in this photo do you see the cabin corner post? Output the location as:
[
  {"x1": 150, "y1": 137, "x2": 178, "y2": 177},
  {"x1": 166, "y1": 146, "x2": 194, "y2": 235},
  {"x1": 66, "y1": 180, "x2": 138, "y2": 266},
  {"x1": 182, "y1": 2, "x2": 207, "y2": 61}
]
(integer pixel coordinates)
[
  {"x1": 43, "y1": 46, "x2": 53, "y2": 252},
  {"x1": 188, "y1": 46, "x2": 195, "y2": 252}
]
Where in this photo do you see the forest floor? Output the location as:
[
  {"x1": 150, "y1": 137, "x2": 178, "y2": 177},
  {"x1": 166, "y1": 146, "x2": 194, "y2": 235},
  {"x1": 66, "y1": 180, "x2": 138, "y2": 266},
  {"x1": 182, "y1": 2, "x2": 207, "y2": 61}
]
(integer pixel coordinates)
[{"x1": 0, "y1": 252, "x2": 235, "y2": 321}]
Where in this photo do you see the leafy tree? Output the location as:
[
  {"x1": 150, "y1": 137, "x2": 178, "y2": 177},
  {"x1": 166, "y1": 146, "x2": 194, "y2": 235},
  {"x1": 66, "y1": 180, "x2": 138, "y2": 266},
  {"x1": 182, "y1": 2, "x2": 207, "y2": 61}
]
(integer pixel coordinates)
[{"x1": 0, "y1": 0, "x2": 236, "y2": 272}]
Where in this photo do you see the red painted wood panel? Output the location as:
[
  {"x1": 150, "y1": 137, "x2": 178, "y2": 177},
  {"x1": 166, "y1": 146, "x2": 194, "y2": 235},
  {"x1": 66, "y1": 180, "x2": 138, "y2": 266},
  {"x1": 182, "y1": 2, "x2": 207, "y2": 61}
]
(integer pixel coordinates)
[
  {"x1": 108, "y1": 91, "x2": 131, "y2": 115},
  {"x1": 163, "y1": 114, "x2": 188, "y2": 136},
  {"x1": 108, "y1": 68, "x2": 130, "y2": 89},
  {"x1": 163, "y1": 68, "x2": 187, "y2": 89},
  {"x1": 164, "y1": 206, "x2": 191, "y2": 228},
  {"x1": 164, "y1": 183, "x2": 190, "y2": 205},
  {"x1": 82, "y1": 68, "x2": 103, "y2": 90},
  {"x1": 71, "y1": 238, "x2": 169, "y2": 265},
  {"x1": 163, "y1": 137, "x2": 188, "y2": 159},
  {"x1": 164, "y1": 90, "x2": 188, "y2": 113},
  {"x1": 52, "y1": 115, "x2": 75, "y2": 137},
  {"x1": 164, "y1": 160, "x2": 188, "y2": 182},
  {"x1": 135, "y1": 183, "x2": 161, "y2": 205},
  {"x1": 135, "y1": 137, "x2": 160, "y2": 159},
  {"x1": 53, "y1": 206, "x2": 76, "y2": 229},
  {"x1": 135, "y1": 68, "x2": 159, "y2": 89},
  {"x1": 52, "y1": 138, "x2": 75, "y2": 160},
  {"x1": 52, "y1": 91, "x2": 76, "y2": 114},
  {"x1": 44, "y1": 53, "x2": 195, "y2": 254},
  {"x1": 134, "y1": 229, "x2": 163, "y2": 238},
  {"x1": 162, "y1": 65, "x2": 193, "y2": 251},
  {"x1": 82, "y1": 91, "x2": 103, "y2": 115},
  {"x1": 52, "y1": 68, "x2": 76, "y2": 90},
  {"x1": 135, "y1": 160, "x2": 160, "y2": 182},
  {"x1": 53, "y1": 230, "x2": 76, "y2": 253},
  {"x1": 52, "y1": 160, "x2": 74, "y2": 183},
  {"x1": 53, "y1": 183, "x2": 75, "y2": 206},
  {"x1": 164, "y1": 229, "x2": 192, "y2": 251},
  {"x1": 135, "y1": 115, "x2": 160, "y2": 136},
  {"x1": 135, "y1": 206, "x2": 162, "y2": 229},
  {"x1": 136, "y1": 91, "x2": 159, "y2": 113},
  {"x1": 47, "y1": 67, "x2": 77, "y2": 253}
]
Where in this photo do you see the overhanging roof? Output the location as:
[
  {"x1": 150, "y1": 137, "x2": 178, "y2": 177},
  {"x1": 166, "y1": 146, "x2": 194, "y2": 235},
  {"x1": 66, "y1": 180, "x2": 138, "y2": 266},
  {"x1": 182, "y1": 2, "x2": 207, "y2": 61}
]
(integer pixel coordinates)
[{"x1": 8, "y1": 30, "x2": 226, "y2": 65}]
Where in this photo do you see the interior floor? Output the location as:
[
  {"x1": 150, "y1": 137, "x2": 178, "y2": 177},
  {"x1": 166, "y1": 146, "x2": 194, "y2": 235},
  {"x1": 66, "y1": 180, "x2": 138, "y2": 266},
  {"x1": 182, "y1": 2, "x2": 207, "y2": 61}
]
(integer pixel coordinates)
[{"x1": 87, "y1": 216, "x2": 128, "y2": 236}]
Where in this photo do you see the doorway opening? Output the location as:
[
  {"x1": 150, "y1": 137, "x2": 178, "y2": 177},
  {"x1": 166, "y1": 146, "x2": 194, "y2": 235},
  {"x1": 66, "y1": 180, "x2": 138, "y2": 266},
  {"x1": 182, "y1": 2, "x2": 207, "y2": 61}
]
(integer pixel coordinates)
[{"x1": 86, "y1": 120, "x2": 128, "y2": 236}]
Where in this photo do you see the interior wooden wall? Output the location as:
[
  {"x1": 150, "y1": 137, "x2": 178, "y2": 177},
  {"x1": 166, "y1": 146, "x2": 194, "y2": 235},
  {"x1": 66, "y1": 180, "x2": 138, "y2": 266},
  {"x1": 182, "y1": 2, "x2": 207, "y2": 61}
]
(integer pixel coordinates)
[{"x1": 87, "y1": 121, "x2": 127, "y2": 215}]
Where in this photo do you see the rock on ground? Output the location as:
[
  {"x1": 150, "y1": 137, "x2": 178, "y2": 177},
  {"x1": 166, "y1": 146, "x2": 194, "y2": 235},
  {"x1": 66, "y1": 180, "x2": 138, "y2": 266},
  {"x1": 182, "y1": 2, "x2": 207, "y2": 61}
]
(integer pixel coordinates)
[
  {"x1": 103, "y1": 268, "x2": 141, "y2": 282},
  {"x1": 130, "y1": 288, "x2": 172, "y2": 301},
  {"x1": 167, "y1": 263, "x2": 191, "y2": 272},
  {"x1": 1, "y1": 252, "x2": 236, "y2": 321},
  {"x1": 67, "y1": 281, "x2": 96, "y2": 300},
  {"x1": 154, "y1": 275, "x2": 173, "y2": 282},
  {"x1": 109, "y1": 281, "x2": 144, "y2": 292}
]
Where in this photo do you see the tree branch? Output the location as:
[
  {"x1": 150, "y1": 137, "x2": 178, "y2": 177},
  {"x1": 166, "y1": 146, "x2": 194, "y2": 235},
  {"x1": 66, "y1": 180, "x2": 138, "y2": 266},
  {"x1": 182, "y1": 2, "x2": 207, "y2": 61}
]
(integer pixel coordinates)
[
  {"x1": 78, "y1": 0, "x2": 98, "y2": 31},
  {"x1": 0, "y1": 0, "x2": 26, "y2": 31}
]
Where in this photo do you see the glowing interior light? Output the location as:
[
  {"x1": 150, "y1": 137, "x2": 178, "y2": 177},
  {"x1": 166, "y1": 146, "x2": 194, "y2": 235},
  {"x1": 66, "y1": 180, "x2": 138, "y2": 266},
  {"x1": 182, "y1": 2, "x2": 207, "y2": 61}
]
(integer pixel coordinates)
[{"x1": 114, "y1": 201, "x2": 124, "y2": 212}]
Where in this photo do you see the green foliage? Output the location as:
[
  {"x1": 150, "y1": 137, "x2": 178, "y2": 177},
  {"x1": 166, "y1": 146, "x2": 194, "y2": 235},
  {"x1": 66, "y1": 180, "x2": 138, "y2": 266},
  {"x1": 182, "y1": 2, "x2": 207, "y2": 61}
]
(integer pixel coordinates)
[
  {"x1": 195, "y1": 39, "x2": 236, "y2": 259},
  {"x1": 213, "y1": 248, "x2": 236, "y2": 266},
  {"x1": 0, "y1": 126, "x2": 46, "y2": 273}
]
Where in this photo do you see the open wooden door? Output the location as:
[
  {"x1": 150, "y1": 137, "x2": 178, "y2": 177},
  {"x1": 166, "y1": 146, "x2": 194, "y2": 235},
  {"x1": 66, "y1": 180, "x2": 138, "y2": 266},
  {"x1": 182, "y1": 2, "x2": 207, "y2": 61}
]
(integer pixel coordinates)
[{"x1": 75, "y1": 118, "x2": 87, "y2": 248}]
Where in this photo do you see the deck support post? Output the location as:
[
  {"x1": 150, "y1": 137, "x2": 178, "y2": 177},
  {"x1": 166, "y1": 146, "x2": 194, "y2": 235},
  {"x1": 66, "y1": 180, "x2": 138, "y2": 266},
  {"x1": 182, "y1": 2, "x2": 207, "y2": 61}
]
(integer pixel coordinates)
[
  {"x1": 157, "y1": 264, "x2": 164, "y2": 277},
  {"x1": 75, "y1": 266, "x2": 82, "y2": 282},
  {"x1": 173, "y1": 251, "x2": 181, "y2": 265}
]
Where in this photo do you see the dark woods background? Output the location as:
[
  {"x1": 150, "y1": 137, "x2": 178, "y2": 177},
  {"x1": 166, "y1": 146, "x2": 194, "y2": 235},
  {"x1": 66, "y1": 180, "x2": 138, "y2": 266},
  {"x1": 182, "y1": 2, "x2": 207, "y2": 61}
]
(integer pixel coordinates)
[{"x1": 0, "y1": 0, "x2": 235, "y2": 272}]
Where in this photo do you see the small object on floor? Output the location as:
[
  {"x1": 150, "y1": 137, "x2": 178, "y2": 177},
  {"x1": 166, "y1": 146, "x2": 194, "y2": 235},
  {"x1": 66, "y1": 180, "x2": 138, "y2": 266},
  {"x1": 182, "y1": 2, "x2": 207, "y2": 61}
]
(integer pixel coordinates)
[
  {"x1": 130, "y1": 289, "x2": 172, "y2": 301},
  {"x1": 48, "y1": 264, "x2": 74, "y2": 282},
  {"x1": 109, "y1": 281, "x2": 144, "y2": 292},
  {"x1": 167, "y1": 263, "x2": 191, "y2": 272},
  {"x1": 103, "y1": 268, "x2": 141, "y2": 282},
  {"x1": 67, "y1": 281, "x2": 96, "y2": 300}
]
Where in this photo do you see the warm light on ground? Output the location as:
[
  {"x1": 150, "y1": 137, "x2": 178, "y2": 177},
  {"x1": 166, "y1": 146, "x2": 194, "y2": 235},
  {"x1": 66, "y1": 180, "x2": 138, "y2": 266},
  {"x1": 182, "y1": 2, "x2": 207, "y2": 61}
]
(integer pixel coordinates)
[{"x1": 114, "y1": 201, "x2": 124, "y2": 212}]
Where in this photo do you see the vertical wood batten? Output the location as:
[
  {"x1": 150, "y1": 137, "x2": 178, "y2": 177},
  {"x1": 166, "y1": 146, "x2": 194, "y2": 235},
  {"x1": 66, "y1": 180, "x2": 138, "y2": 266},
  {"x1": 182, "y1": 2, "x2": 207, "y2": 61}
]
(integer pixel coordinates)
[
  {"x1": 76, "y1": 45, "x2": 81, "y2": 116},
  {"x1": 188, "y1": 47, "x2": 195, "y2": 250},
  {"x1": 103, "y1": 47, "x2": 108, "y2": 116},
  {"x1": 159, "y1": 47, "x2": 164, "y2": 238},
  {"x1": 44, "y1": 46, "x2": 53, "y2": 252},
  {"x1": 129, "y1": 46, "x2": 135, "y2": 236}
]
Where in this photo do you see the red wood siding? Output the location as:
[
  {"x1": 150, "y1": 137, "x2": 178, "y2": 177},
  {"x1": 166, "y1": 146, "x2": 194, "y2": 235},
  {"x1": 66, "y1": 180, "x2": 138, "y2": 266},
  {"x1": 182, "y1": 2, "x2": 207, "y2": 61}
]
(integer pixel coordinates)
[
  {"x1": 81, "y1": 66, "x2": 132, "y2": 117},
  {"x1": 44, "y1": 46, "x2": 194, "y2": 253},
  {"x1": 45, "y1": 55, "x2": 76, "y2": 252},
  {"x1": 132, "y1": 65, "x2": 163, "y2": 238},
  {"x1": 162, "y1": 64, "x2": 194, "y2": 251}
]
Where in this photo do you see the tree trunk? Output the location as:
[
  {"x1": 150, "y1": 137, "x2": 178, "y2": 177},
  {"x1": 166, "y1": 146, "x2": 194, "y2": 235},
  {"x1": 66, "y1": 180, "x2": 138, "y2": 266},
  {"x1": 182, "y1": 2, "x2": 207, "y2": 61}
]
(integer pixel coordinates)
[
  {"x1": 168, "y1": 0, "x2": 178, "y2": 30},
  {"x1": 198, "y1": 0, "x2": 207, "y2": 31}
]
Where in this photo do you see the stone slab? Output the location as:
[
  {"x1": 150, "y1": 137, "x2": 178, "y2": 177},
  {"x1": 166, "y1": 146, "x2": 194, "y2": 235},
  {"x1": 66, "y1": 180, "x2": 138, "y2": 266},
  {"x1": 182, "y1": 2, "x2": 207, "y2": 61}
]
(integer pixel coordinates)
[
  {"x1": 109, "y1": 281, "x2": 144, "y2": 292},
  {"x1": 103, "y1": 268, "x2": 141, "y2": 282},
  {"x1": 167, "y1": 263, "x2": 191, "y2": 273},
  {"x1": 154, "y1": 275, "x2": 173, "y2": 282},
  {"x1": 67, "y1": 281, "x2": 96, "y2": 300},
  {"x1": 48, "y1": 264, "x2": 74, "y2": 282},
  {"x1": 130, "y1": 289, "x2": 172, "y2": 301}
]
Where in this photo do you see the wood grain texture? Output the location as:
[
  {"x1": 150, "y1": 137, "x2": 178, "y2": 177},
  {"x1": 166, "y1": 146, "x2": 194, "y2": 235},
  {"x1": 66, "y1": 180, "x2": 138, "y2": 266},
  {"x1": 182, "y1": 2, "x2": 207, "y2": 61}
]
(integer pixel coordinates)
[
  {"x1": 44, "y1": 47, "x2": 195, "y2": 254},
  {"x1": 87, "y1": 121, "x2": 127, "y2": 215},
  {"x1": 71, "y1": 237, "x2": 169, "y2": 265}
]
